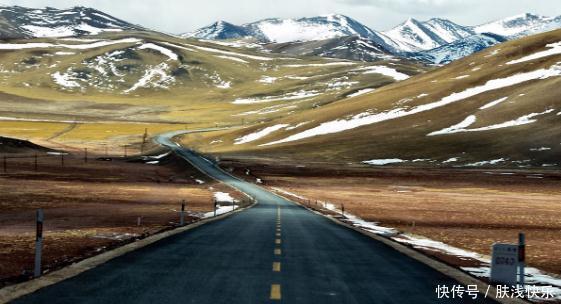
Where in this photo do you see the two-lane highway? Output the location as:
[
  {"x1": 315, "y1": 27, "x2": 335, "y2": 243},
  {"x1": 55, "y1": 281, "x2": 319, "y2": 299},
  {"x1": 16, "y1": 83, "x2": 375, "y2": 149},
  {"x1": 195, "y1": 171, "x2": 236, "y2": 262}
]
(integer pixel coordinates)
[{"x1": 11, "y1": 131, "x2": 497, "y2": 303}]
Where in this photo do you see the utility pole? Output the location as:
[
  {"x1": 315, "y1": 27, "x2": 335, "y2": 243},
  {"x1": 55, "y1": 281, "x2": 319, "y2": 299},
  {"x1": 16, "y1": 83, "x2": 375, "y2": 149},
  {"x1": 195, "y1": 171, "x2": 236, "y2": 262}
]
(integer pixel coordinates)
[{"x1": 34, "y1": 209, "x2": 44, "y2": 278}]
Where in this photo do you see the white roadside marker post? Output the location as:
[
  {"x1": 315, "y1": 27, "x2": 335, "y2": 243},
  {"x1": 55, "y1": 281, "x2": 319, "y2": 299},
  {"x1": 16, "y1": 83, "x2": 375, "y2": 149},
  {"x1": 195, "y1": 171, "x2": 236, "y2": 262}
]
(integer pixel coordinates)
[
  {"x1": 519, "y1": 233, "x2": 526, "y2": 291},
  {"x1": 180, "y1": 201, "x2": 186, "y2": 226},
  {"x1": 214, "y1": 199, "x2": 217, "y2": 217},
  {"x1": 34, "y1": 209, "x2": 44, "y2": 278}
]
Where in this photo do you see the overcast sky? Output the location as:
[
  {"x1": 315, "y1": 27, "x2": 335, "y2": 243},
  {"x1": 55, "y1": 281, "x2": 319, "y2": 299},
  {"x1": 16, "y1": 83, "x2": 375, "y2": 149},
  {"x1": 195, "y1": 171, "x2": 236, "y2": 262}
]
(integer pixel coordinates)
[{"x1": 2, "y1": 0, "x2": 561, "y2": 33}]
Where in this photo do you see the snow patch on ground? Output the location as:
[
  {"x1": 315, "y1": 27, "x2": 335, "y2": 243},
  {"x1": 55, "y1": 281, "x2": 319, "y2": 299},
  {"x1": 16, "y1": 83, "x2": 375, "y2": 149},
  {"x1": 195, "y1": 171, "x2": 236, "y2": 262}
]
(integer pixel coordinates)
[
  {"x1": 138, "y1": 43, "x2": 178, "y2": 61},
  {"x1": 347, "y1": 88, "x2": 375, "y2": 98},
  {"x1": 213, "y1": 192, "x2": 235, "y2": 203},
  {"x1": 363, "y1": 159, "x2": 405, "y2": 166},
  {"x1": 479, "y1": 97, "x2": 508, "y2": 110},
  {"x1": 355, "y1": 66, "x2": 410, "y2": 81},
  {"x1": 465, "y1": 158, "x2": 507, "y2": 167},
  {"x1": 428, "y1": 115, "x2": 477, "y2": 136},
  {"x1": 507, "y1": 41, "x2": 561, "y2": 65},
  {"x1": 429, "y1": 109, "x2": 554, "y2": 136},
  {"x1": 52, "y1": 71, "x2": 81, "y2": 88},
  {"x1": 0, "y1": 38, "x2": 141, "y2": 50},
  {"x1": 235, "y1": 124, "x2": 289, "y2": 145},
  {"x1": 124, "y1": 63, "x2": 175, "y2": 93}
]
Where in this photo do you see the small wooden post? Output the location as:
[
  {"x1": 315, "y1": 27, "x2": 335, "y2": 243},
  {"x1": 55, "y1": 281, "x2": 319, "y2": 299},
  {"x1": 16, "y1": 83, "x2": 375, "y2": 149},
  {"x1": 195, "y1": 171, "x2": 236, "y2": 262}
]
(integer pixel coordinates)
[
  {"x1": 84, "y1": 148, "x2": 88, "y2": 163},
  {"x1": 341, "y1": 204, "x2": 345, "y2": 216},
  {"x1": 3, "y1": 155, "x2": 6, "y2": 173},
  {"x1": 34, "y1": 209, "x2": 44, "y2": 278},
  {"x1": 61, "y1": 153, "x2": 64, "y2": 167},
  {"x1": 34, "y1": 153, "x2": 38, "y2": 171},
  {"x1": 124, "y1": 145, "x2": 128, "y2": 158},
  {"x1": 137, "y1": 216, "x2": 142, "y2": 226}
]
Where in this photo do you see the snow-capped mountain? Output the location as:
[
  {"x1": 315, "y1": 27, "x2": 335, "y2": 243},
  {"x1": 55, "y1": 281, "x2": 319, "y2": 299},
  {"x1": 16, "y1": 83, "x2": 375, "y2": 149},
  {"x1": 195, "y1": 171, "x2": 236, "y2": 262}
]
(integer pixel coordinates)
[
  {"x1": 382, "y1": 18, "x2": 479, "y2": 52},
  {"x1": 0, "y1": 6, "x2": 144, "y2": 39},
  {"x1": 382, "y1": 18, "x2": 448, "y2": 52},
  {"x1": 412, "y1": 33, "x2": 506, "y2": 64},
  {"x1": 185, "y1": 14, "x2": 398, "y2": 52},
  {"x1": 187, "y1": 13, "x2": 561, "y2": 65},
  {"x1": 474, "y1": 13, "x2": 561, "y2": 38},
  {"x1": 184, "y1": 21, "x2": 251, "y2": 40}
]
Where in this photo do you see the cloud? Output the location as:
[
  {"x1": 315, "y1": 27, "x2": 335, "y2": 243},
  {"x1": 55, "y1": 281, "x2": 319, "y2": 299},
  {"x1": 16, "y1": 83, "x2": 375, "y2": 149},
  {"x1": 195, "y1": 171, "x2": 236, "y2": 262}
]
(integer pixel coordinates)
[{"x1": 337, "y1": 0, "x2": 473, "y2": 15}]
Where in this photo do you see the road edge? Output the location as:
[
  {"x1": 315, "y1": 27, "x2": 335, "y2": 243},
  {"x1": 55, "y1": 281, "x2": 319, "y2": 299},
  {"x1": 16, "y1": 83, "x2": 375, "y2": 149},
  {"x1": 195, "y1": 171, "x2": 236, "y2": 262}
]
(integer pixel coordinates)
[
  {"x1": 0, "y1": 201, "x2": 256, "y2": 304},
  {"x1": 271, "y1": 191, "x2": 530, "y2": 304}
]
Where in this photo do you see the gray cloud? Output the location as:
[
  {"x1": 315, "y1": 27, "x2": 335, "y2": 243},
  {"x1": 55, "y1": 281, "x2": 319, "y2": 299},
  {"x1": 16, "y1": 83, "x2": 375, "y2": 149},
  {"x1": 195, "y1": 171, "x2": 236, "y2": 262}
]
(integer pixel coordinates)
[{"x1": 1, "y1": 0, "x2": 560, "y2": 33}]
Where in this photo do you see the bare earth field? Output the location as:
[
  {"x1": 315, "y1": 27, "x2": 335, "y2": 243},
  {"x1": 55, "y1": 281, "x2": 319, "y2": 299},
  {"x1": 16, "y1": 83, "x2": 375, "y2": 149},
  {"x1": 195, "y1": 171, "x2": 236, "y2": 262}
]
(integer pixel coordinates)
[
  {"x1": 0, "y1": 151, "x2": 244, "y2": 287},
  {"x1": 223, "y1": 160, "x2": 561, "y2": 276}
]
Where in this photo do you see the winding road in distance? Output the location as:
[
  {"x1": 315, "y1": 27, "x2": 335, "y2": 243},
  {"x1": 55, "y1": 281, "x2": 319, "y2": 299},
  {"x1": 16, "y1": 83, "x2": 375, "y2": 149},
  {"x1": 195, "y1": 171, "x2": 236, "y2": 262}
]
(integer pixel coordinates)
[{"x1": 11, "y1": 130, "x2": 497, "y2": 304}]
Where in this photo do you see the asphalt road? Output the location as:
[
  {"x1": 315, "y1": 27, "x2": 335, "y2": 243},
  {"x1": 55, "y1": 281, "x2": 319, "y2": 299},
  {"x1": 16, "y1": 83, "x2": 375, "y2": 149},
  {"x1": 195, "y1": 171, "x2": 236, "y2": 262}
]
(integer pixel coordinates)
[{"x1": 12, "y1": 131, "x2": 497, "y2": 304}]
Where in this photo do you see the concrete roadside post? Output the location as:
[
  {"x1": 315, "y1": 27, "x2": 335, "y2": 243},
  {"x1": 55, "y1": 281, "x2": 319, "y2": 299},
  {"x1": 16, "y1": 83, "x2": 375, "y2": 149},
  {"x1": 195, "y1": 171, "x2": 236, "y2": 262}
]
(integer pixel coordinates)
[
  {"x1": 519, "y1": 233, "x2": 525, "y2": 291},
  {"x1": 490, "y1": 243, "x2": 518, "y2": 286},
  {"x1": 34, "y1": 209, "x2": 44, "y2": 278},
  {"x1": 180, "y1": 201, "x2": 186, "y2": 226}
]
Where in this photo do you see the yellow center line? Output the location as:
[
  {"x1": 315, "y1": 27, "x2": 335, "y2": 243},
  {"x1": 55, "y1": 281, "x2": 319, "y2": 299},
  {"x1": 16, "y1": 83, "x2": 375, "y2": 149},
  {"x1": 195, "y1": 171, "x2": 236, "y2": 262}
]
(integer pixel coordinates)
[
  {"x1": 276, "y1": 232, "x2": 281, "y2": 237},
  {"x1": 274, "y1": 248, "x2": 282, "y2": 255},
  {"x1": 270, "y1": 284, "x2": 281, "y2": 300},
  {"x1": 273, "y1": 262, "x2": 281, "y2": 272},
  {"x1": 275, "y1": 239, "x2": 281, "y2": 245}
]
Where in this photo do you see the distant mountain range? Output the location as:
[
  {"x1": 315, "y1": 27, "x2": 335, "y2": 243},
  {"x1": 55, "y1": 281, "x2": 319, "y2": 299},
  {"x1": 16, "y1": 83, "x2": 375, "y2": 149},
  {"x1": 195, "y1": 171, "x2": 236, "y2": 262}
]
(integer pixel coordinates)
[
  {"x1": 0, "y1": 6, "x2": 144, "y2": 39},
  {"x1": 186, "y1": 13, "x2": 561, "y2": 64},
  {"x1": 1, "y1": 5, "x2": 560, "y2": 65}
]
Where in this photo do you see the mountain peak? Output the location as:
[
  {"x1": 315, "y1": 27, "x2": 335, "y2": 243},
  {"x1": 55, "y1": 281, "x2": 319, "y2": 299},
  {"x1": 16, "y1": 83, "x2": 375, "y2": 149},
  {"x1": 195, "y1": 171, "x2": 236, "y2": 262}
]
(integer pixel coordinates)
[{"x1": 0, "y1": 5, "x2": 142, "y2": 39}]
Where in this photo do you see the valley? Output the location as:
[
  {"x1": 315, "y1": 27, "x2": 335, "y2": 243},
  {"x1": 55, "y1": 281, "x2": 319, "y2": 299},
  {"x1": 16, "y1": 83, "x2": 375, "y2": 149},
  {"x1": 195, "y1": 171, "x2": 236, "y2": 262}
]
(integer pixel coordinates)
[{"x1": 0, "y1": 4, "x2": 560, "y2": 303}]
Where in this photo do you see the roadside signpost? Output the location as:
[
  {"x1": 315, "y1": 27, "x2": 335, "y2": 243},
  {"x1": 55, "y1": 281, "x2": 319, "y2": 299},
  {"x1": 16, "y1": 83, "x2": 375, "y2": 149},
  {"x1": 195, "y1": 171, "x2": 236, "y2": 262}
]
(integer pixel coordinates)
[
  {"x1": 34, "y1": 209, "x2": 44, "y2": 278},
  {"x1": 490, "y1": 233, "x2": 526, "y2": 287}
]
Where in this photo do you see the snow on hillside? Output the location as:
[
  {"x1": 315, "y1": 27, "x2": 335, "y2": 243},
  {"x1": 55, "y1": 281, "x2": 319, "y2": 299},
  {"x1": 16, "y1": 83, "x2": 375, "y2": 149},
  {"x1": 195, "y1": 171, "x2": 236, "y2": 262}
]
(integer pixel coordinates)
[
  {"x1": 383, "y1": 18, "x2": 448, "y2": 52},
  {"x1": 475, "y1": 13, "x2": 561, "y2": 38},
  {"x1": 262, "y1": 64, "x2": 561, "y2": 145},
  {"x1": 0, "y1": 6, "x2": 143, "y2": 38}
]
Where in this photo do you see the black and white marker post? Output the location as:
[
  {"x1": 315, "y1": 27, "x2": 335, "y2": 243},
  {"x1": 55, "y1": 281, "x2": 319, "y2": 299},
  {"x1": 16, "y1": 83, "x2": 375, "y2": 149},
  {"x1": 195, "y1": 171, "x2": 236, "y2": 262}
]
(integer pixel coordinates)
[
  {"x1": 180, "y1": 201, "x2": 186, "y2": 226},
  {"x1": 34, "y1": 209, "x2": 44, "y2": 278},
  {"x1": 519, "y1": 232, "x2": 526, "y2": 289}
]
